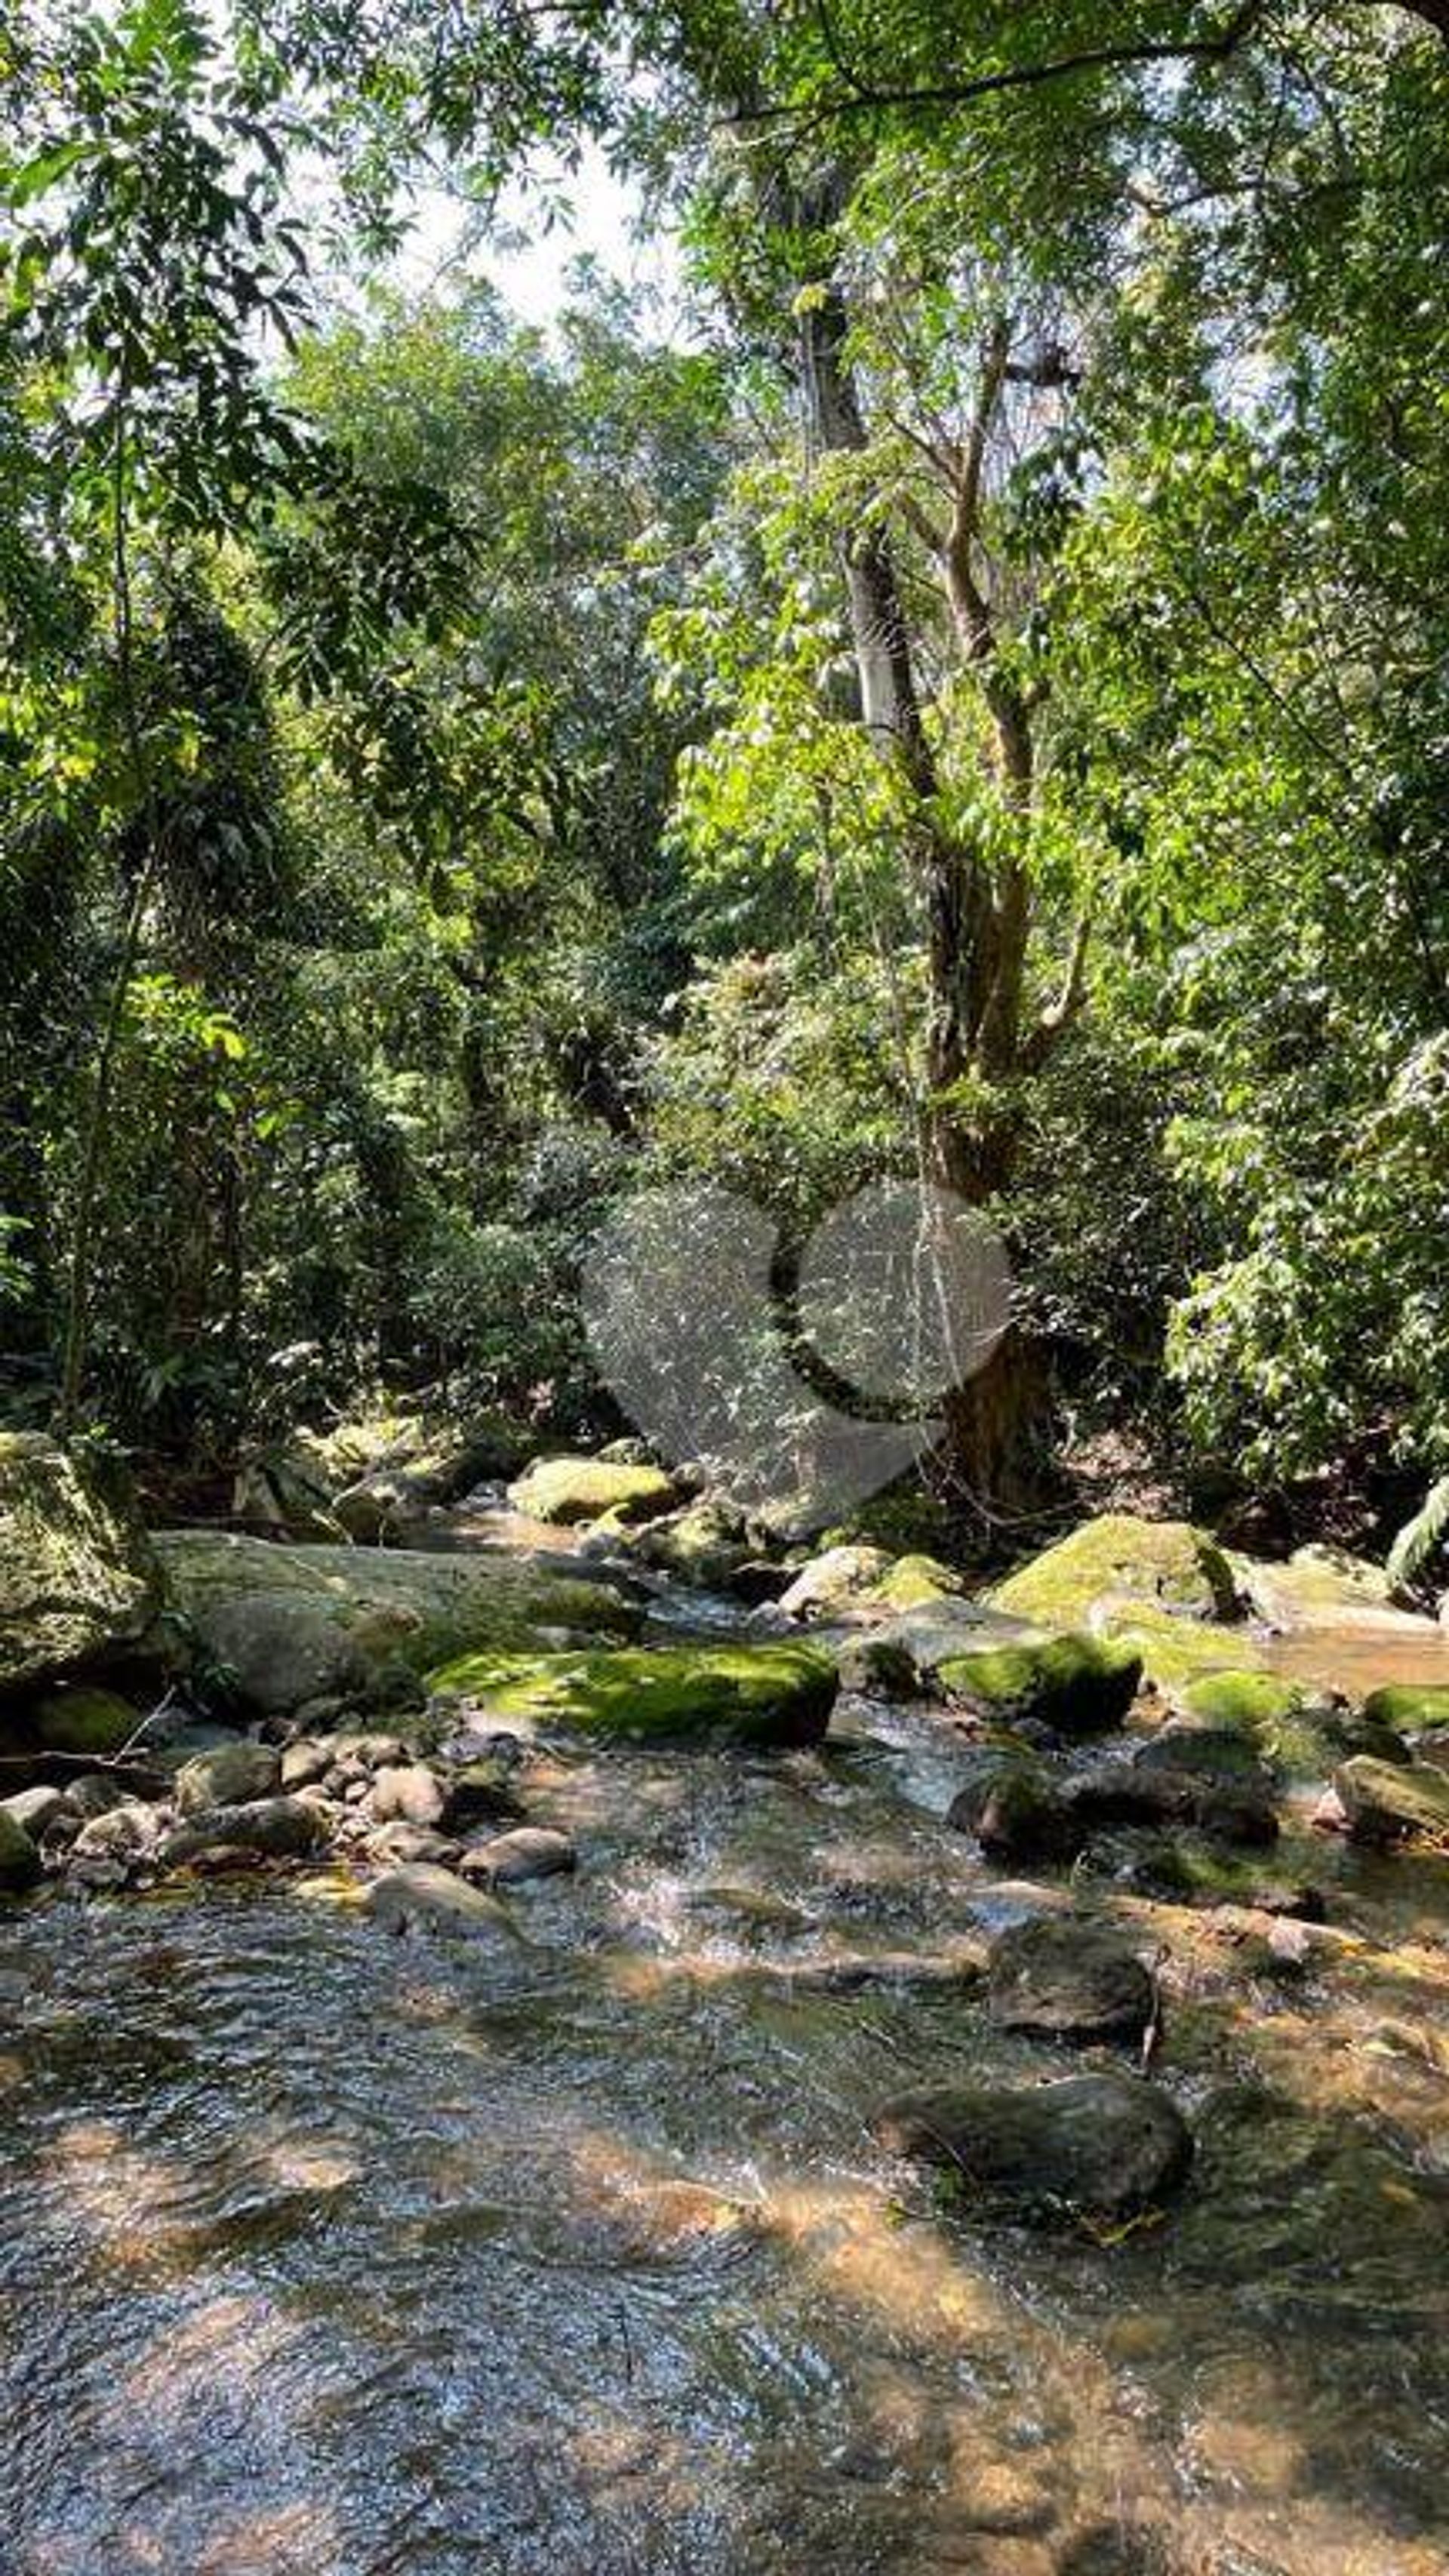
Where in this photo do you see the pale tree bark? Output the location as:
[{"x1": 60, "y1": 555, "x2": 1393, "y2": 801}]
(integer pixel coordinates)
[{"x1": 795, "y1": 253, "x2": 1090, "y2": 1504}]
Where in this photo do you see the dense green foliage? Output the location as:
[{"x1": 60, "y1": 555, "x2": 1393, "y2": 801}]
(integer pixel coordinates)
[{"x1": 2, "y1": 0, "x2": 1446, "y2": 1555}]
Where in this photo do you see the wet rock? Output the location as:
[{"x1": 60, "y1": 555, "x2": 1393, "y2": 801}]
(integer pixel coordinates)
[
  {"x1": 160, "y1": 1794, "x2": 331, "y2": 1867},
  {"x1": 987, "y1": 1914, "x2": 1155, "y2": 2044},
  {"x1": 1, "y1": 1783, "x2": 70, "y2": 1840},
  {"x1": 777, "y1": 1544, "x2": 894, "y2": 1619},
  {"x1": 458, "y1": 1826, "x2": 577, "y2": 1885},
  {"x1": 364, "y1": 1821, "x2": 459, "y2": 1867},
  {"x1": 1132, "y1": 1725, "x2": 1272, "y2": 1784},
  {"x1": 174, "y1": 1738, "x2": 280, "y2": 1818},
  {"x1": 874, "y1": 2071, "x2": 1192, "y2": 2221},
  {"x1": 361, "y1": 1860, "x2": 525, "y2": 1940},
  {"x1": 0, "y1": 1808, "x2": 42, "y2": 1891},
  {"x1": 152, "y1": 1528, "x2": 638, "y2": 1716},
  {"x1": 938, "y1": 1633, "x2": 1143, "y2": 1736},
  {"x1": 368, "y1": 1762, "x2": 446, "y2": 1827},
  {"x1": 1063, "y1": 1762, "x2": 1278, "y2": 1847},
  {"x1": 726, "y1": 1560, "x2": 795, "y2": 1608},
  {"x1": 1333, "y1": 1753, "x2": 1449, "y2": 1845},
  {"x1": 0, "y1": 1432, "x2": 160, "y2": 1691},
  {"x1": 436, "y1": 1760, "x2": 525, "y2": 1833},
  {"x1": 69, "y1": 1799, "x2": 164, "y2": 1883},
  {"x1": 835, "y1": 1633, "x2": 921, "y2": 1696},
  {"x1": 506, "y1": 1454, "x2": 678, "y2": 1527},
  {"x1": 990, "y1": 1514, "x2": 1238, "y2": 1628},
  {"x1": 948, "y1": 1753, "x2": 1084, "y2": 1865},
  {"x1": 65, "y1": 1773, "x2": 129, "y2": 1822},
  {"x1": 427, "y1": 1640, "x2": 838, "y2": 1750}
]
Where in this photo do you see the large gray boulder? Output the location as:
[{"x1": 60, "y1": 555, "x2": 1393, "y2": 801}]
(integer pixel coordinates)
[
  {"x1": 152, "y1": 1529, "x2": 640, "y2": 1716},
  {"x1": 0, "y1": 1433, "x2": 160, "y2": 1691}
]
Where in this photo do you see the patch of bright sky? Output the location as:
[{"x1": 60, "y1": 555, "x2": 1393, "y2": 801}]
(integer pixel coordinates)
[{"x1": 384, "y1": 145, "x2": 689, "y2": 343}]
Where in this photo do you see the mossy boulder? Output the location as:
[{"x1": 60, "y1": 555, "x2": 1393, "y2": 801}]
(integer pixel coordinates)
[
  {"x1": 1178, "y1": 1669, "x2": 1303, "y2": 1733},
  {"x1": 426, "y1": 1640, "x2": 838, "y2": 1749},
  {"x1": 0, "y1": 1433, "x2": 160, "y2": 1691},
  {"x1": 152, "y1": 1529, "x2": 639, "y2": 1716},
  {"x1": 1363, "y1": 1682, "x2": 1449, "y2": 1735},
  {"x1": 937, "y1": 1633, "x2": 1143, "y2": 1736},
  {"x1": 1334, "y1": 1755, "x2": 1449, "y2": 1846},
  {"x1": 991, "y1": 1515, "x2": 1238, "y2": 1629},
  {"x1": 633, "y1": 1500, "x2": 752, "y2": 1589},
  {"x1": 30, "y1": 1684, "x2": 141, "y2": 1757},
  {"x1": 867, "y1": 1553, "x2": 968, "y2": 1612},
  {"x1": 506, "y1": 1454, "x2": 678, "y2": 1527},
  {"x1": 1094, "y1": 1602, "x2": 1267, "y2": 1693}
]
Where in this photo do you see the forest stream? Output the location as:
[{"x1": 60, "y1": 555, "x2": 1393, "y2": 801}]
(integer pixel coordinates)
[{"x1": 5, "y1": 1491, "x2": 1449, "y2": 2576}]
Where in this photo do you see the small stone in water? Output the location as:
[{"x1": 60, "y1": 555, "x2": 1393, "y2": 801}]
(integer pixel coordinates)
[{"x1": 458, "y1": 1827, "x2": 577, "y2": 1885}]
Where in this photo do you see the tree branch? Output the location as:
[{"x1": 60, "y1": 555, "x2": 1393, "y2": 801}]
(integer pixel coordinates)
[{"x1": 725, "y1": 1, "x2": 1273, "y2": 131}]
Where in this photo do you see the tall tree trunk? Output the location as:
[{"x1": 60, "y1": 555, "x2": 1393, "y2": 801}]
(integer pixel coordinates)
[{"x1": 796, "y1": 269, "x2": 1045, "y2": 1505}]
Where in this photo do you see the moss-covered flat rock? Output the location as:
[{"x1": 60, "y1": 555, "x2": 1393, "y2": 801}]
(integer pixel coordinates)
[
  {"x1": 1094, "y1": 1602, "x2": 1267, "y2": 1692},
  {"x1": 937, "y1": 1633, "x2": 1142, "y2": 1734},
  {"x1": 1363, "y1": 1682, "x2": 1449, "y2": 1734},
  {"x1": 153, "y1": 1530, "x2": 639, "y2": 1716},
  {"x1": 506, "y1": 1455, "x2": 678, "y2": 1526},
  {"x1": 990, "y1": 1514, "x2": 1238, "y2": 1628},
  {"x1": 866, "y1": 1553, "x2": 968, "y2": 1612},
  {"x1": 0, "y1": 1433, "x2": 160, "y2": 1692},
  {"x1": 426, "y1": 1640, "x2": 838, "y2": 1747},
  {"x1": 1178, "y1": 1669, "x2": 1303, "y2": 1732}
]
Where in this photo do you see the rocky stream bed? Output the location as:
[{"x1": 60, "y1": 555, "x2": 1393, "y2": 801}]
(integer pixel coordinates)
[{"x1": 5, "y1": 1431, "x2": 1449, "y2": 2574}]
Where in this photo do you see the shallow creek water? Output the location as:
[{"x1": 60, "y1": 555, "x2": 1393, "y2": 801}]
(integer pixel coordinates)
[{"x1": 4, "y1": 1531, "x2": 1449, "y2": 2574}]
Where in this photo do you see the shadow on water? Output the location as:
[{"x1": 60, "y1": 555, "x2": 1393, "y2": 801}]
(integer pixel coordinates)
[{"x1": 2, "y1": 1654, "x2": 1449, "y2": 2570}]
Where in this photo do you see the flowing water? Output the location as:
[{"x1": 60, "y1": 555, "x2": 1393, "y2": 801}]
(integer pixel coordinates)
[{"x1": 3, "y1": 1531, "x2": 1449, "y2": 2575}]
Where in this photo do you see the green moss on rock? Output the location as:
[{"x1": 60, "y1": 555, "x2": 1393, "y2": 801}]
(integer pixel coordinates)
[
  {"x1": 1095, "y1": 1601, "x2": 1266, "y2": 1691},
  {"x1": 153, "y1": 1529, "x2": 638, "y2": 1716},
  {"x1": 937, "y1": 1633, "x2": 1143, "y2": 1735},
  {"x1": 1363, "y1": 1683, "x2": 1449, "y2": 1734},
  {"x1": 0, "y1": 1433, "x2": 160, "y2": 1691},
  {"x1": 990, "y1": 1514, "x2": 1239, "y2": 1628},
  {"x1": 1180, "y1": 1670, "x2": 1304, "y2": 1732},
  {"x1": 506, "y1": 1456, "x2": 677, "y2": 1526},
  {"x1": 868, "y1": 1554, "x2": 967, "y2": 1611},
  {"x1": 31, "y1": 1685, "x2": 140, "y2": 1756},
  {"x1": 426, "y1": 1640, "x2": 838, "y2": 1748}
]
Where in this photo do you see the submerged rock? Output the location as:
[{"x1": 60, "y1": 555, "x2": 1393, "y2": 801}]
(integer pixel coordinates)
[
  {"x1": 948, "y1": 1752, "x2": 1084, "y2": 1864},
  {"x1": 361, "y1": 1860, "x2": 525, "y2": 1940},
  {"x1": 937, "y1": 1633, "x2": 1143, "y2": 1735},
  {"x1": 426, "y1": 1640, "x2": 838, "y2": 1750},
  {"x1": 152, "y1": 1528, "x2": 638, "y2": 1716},
  {"x1": 506, "y1": 1455, "x2": 678, "y2": 1527},
  {"x1": 1333, "y1": 1753, "x2": 1449, "y2": 1845},
  {"x1": 1063, "y1": 1762, "x2": 1278, "y2": 1847},
  {"x1": 987, "y1": 1915, "x2": 1155, "y2": 2045},
  {"x1": 990, "y1": 1515, "x2": 1238, "y2": 1629},
  {"x1": 874, "y1": 2071, "x2": 1192, "y2": 2221},
  {"x1": 0, "y1": 1433, "x2": 160, "y2": 1691}
]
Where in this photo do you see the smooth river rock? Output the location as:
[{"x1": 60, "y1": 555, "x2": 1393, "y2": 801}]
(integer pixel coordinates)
[
  {"x1": 987, "y1": 1915, "x2": 1155, "y2": 2044},
  {"x1": 874, "y1": 2072, "x2": 1192, "y2": 2221}
]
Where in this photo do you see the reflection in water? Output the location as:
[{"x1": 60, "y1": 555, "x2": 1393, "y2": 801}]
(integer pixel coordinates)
[{"x1": 2, "y1": 1703, "x2": 1449, "y2": 2574}]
